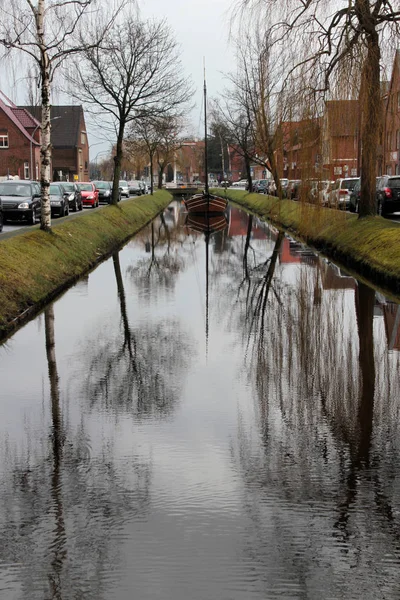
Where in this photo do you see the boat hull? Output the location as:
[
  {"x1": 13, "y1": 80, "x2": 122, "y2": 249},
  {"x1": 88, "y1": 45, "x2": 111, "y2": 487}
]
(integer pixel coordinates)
[
  {"x1": 186, "y1": 213, "x2": 228, "y2": 235},
  {"x1": 184, "y1": 193, "x2": 228, "y2": 214}
]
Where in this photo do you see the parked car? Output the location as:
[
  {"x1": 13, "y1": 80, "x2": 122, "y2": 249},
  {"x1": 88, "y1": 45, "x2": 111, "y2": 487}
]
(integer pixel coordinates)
[
  {"x1": 49, "y1": 183, "x2": 69, "y2": 217},
  {"x1": 0, "y1": 180, "x2": 41, "y2": 225},
  {"x1": 349, "y1": 178, "x2": 361, "y2": 213},
  {"x1": 287, "y1": 180, "x2": 302, "y2": 200},
  {"x1": 279, "y1": 178, "x2": 289, "y2": 197},
  {"x1": 119, "y1": 180, "x2": 129, "y2": 197},
  {"x1": 376, "y1": 175, "x2": 400, "y2": 216},
  {"x1": 0, "y1": 198, "x2": 3, "y2": 232},
  {"x1": 127, "y1": 180, "x2": 142, "y2": 196},
  {"x1": 317, "y1": 180, "x2": 333, "y2": 206},
  {"x1": 60, "y1": 182, "x2": 83, "y2": 212},
  {"x1": 254, "y1": 179, "x2": 269, "y2": 193},
  {"x1": 231, "y1": 179, "x2": 248, "y2": 189},
  {"x1": 219, "y1": 180, "x2": 230, "y2": 188},
  {"x1": 77, "y1": 182, "x2": 99, "y2": 208},
  {"x1": 328, "y1": 177, "x2": 359, "y2": 209},
  {"x1": 93, "y1": 180, "x2": 112, "y2": 204}
]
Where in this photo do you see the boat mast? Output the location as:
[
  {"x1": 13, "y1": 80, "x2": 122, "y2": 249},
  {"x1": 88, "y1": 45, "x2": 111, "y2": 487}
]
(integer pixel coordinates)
[{"x1": 203, "y1": 59, "x2": 209, "y2": 198}]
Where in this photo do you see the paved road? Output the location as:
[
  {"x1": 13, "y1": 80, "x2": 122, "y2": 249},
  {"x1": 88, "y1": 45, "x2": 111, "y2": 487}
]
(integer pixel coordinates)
[{"x1": 0, "y1": 195, "x2": 136, "y2": 240}]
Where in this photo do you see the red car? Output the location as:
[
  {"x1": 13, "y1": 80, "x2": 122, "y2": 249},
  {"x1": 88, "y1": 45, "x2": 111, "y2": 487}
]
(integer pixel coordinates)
[{"x1": 77, "y1": 182, "x2": 99, "y2": 208}]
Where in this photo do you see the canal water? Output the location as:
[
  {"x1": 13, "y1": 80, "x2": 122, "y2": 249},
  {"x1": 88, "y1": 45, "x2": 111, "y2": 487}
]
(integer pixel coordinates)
[{"x1": 1, "y1": 201, "x2": 400, "y2": 599}]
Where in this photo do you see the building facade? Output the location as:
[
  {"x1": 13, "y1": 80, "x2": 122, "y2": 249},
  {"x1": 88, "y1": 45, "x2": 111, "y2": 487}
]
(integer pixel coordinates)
[{"x1": 0, "y1": 93, "x2": 40, "y2": 180}]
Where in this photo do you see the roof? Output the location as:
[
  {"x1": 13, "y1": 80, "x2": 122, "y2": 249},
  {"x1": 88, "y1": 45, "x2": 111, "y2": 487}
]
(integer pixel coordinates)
[
  {"x1": 11, "y1": 107, "x2": 40, "y2": 129},
  {"x1": 0, "y1": 96, "x2": 38, "y2": 145},
  {"x1": 22, "y1": 105, "x2": 85, "y2": 148}
]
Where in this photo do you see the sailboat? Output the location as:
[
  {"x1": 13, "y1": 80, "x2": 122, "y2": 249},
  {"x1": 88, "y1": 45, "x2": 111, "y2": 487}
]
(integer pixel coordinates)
[{"x1": 184, "y1": 69, "x2": 228, "y2": 214}]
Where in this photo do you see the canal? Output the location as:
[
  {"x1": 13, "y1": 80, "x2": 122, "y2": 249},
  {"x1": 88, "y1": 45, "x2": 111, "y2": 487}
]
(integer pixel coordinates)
[{"x1": 1, "y1": 201, "x2": 400, "y2": 599}]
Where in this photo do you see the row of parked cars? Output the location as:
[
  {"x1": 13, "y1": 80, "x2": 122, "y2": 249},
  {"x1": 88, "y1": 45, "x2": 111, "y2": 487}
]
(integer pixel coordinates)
[
  {"x1": 0, "y1": 178, "x2": 151, "y2": 232},
  {"x1": 251, "y1": 175, "x2": 400, "y2": 217}
]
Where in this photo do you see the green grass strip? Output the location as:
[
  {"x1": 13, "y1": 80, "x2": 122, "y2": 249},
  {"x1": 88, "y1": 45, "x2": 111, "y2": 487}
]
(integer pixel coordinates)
[
  {"x1": 214, "y1": 188, "x2": 400, "y2": 295},
  {"x1": 0, "y1": 191, "x2": 172, "y2": 337}
]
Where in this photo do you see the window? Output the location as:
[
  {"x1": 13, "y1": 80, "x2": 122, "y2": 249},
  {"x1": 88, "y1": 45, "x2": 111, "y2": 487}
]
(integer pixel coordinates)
[
  {"x1": 387, "y1": 130, "x2": 392, "y2": 150},
  {"x1": 0, "y1": 131, "x2": 8, "y2": 148},
  {"x1": 81, "y1": 131, "x2": 86, "y2": 145},
  {"x1": 398, "y1": 92, "x2": 400, "y2": 110},
  {"x1": 78, "y1": 148, "x2": 83, "y2": 171},
  {"x1": 396, "y1": 164, "x2": 400, "y2": 175},
  {"x1": 397, "y1": 130, "x2": 400, "y2": 150},
  {"x1": 24, "y1": 162, "x2": 29, "y2": 179}
]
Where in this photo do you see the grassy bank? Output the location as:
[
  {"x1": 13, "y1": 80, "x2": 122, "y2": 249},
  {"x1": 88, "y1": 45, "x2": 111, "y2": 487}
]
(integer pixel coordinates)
[
  {"x1": 0, "y1": 191, "x2": 172, "y2": 337},
  {"x1": 215, "y1": 188, "x2": 400, "y2": 294}
]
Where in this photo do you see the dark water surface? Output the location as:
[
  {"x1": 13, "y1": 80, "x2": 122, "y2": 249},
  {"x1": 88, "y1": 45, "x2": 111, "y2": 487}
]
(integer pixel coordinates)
[{"x1": 1, "y1": 202, "x2": 400, "y2": 599}]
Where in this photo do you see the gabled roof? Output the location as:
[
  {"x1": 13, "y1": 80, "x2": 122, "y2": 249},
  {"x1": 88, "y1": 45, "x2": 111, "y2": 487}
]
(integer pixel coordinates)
[
  {"x1": 11, "y1": 107, "x2": 40, "y2": 129},
  {"x1": 0, "y1": 96, "x2": 38, "y2": 144},
  {"x1": 23, "y1": 105, "x2": 85, "y2": 148}
]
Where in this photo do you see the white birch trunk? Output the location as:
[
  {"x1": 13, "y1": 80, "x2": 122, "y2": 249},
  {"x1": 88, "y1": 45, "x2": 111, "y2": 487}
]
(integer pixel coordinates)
[{"x1": 36, "y1": 0, "x2": 52, "y2": 231}]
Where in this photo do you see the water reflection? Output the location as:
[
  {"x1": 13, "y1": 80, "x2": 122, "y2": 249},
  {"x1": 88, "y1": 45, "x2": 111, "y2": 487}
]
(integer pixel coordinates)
[{"x1": 2, "y1": 203, "x2": 400, "y2": 598}]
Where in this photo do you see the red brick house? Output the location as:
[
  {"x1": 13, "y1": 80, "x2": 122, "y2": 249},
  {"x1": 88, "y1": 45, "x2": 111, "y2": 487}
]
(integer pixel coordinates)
[
  {"x1": 0, "y1": 92, "x2": 40, "y2": 180},
  {"x1": 276, "y1": 119, "x2": 321, "y2": 180},
  {"x1": 24, "y1": 105, "x2": 89, "y2": 182},
  {"x1": 383, "y1": 50, "x2": 400, "y2": 175},
  {"x1": 321, "y1": 100, "x2": 359, "y2": 179}
]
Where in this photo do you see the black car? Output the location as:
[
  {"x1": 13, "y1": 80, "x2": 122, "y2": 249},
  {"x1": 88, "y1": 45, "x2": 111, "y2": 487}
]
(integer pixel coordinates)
[
  {"x1": 49, "y1": 183, "x2": 69, "y2": 217},
  {"x1": 376, "y1": 175, "x2": 400, "y2": 216},
  {"x1": 0, "y1": 180, "x2": 41, "y2": 225},
  {"x1": 93, "y1": 181, "x2": 112, "y2": 204},
  {"x1": 349, "y1": 178, "x2": 361, "y2": 212},
  {"x1": 60, "y1": 182, "x2": 83, "y2": 212}
]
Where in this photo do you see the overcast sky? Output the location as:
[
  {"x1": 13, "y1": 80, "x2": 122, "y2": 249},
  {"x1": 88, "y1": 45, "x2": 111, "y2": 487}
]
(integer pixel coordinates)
[
  {"x1": 88, "y1": 0, "x2": 236, "y2": 154},
  {"x1": 1, "y1": 0, "x2": 236, "y2": 159}
]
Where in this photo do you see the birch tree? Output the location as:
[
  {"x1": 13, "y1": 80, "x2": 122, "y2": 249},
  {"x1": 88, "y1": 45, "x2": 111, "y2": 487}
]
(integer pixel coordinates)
[
  {"x1": 0, "y1": 0, "x2": 123, "y2": 231},
  {"x1": 69, "y1": 13, "x2": 192, "y2": 204},
  {"x1": 236, "y1": 0, "x2": 400, "y2": 217}
]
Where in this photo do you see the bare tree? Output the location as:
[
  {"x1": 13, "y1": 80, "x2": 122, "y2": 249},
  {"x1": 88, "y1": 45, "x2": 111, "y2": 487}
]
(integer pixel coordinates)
[
  {"x1": 155, "y1": 115, "x2": 184, "y2": 189},
  {"x1": 0, "y1": 0, "x2": 122, "y2": 231},
  {"x1": 127, "y1": 118, "x2": 163, "y2": 195},
  {"x1": 69, "y1": 12, "x2": 193, "y2": 204},
  {"x1": 236, "y1": 1, "x2": 400, "y2": 217}
]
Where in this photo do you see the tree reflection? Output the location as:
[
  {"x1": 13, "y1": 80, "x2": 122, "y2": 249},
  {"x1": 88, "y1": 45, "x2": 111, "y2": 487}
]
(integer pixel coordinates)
[
  {"x1": 45, "y1": 305, "x2": 67, "y2": 599},
  {"x1": 0, "y1": 304, "x2": 153, "y2": 599},
  {"x1": 226, "y1": 222, "x2": 400, "y2": 593},
  {"x1": 84, "y1": 250, "x2": 191, "y2": 419},
  {"x1": 128, "y1": 210, "x2": 186, "y2": 297}
]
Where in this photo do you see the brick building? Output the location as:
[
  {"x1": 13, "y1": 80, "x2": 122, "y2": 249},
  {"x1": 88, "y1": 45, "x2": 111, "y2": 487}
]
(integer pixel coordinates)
[
  {"x1": 24, "y1": 105, "x2": 89, "y2": 182},
  {"x1": 0, "y1": 93, "x2": 40, "y2": 180},
  {"x1": 321, "y1": 100, "x2": 359, "y2": 180},
  {"x1": 383, "y1": 50, "x2": 400, "y2": 175}
]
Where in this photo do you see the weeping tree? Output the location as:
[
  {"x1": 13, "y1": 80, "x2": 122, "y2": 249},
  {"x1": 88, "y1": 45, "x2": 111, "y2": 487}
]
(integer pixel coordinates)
[
  {"x1": 236, "y1": 0, "x2": 400, "y2": 217},
  {"x1": 0, "y1": 0, "x2": 122, "y2": 231},
  {"x1": 69, "y1": 11, "x2": 192, "y2": 204}
]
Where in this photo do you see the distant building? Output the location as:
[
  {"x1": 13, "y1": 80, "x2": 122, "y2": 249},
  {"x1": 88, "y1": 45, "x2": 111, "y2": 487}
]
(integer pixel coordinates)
[
  {"x1": 23, "y1": 105, "x2": 89, "y2": 182},
  {"x1": 383, "y1": 49, "x2": 400, "y2": 175},
  {"x1": 321, "y1": 100, "x2": 359, "y2": 180},
  {"x1": 0, "y1": 92, "x2": 40, "y2": 180}
]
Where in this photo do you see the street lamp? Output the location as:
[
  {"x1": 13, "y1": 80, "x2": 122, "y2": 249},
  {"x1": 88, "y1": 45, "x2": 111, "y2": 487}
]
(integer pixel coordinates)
[{"x1": 30, "y1": 116, "x2": 61, "y2": 181}]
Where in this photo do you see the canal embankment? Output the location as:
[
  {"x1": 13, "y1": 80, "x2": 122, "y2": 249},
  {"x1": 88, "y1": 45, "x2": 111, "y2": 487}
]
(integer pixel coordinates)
[
  {"x1": 217, "y1": 188, "x2": 400, "y2": 296},
  {"x1": 0, "y1": 191, "x2": 172, "y2": 337}
]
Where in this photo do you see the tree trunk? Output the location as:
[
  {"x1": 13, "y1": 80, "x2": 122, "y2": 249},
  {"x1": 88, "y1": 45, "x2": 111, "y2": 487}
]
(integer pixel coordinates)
[
  {"x1": 37, "y1": 0, "x2": 52, "y2": 231},
  {"x1": 158, "y1": 163, "x2": 165, "y2": 189},
  {"x1": 150, "y1": 150, "x2": 154, "y2": 195},
  {"x1": 112, "y1": 124, "x2": 125, "y2": 204},
  {"x1": 245, "y1": 156, "x2": 253, "y2": 192},
  {"x1": 359, "y1": 31, "x2": 381, "y2": 218}
]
